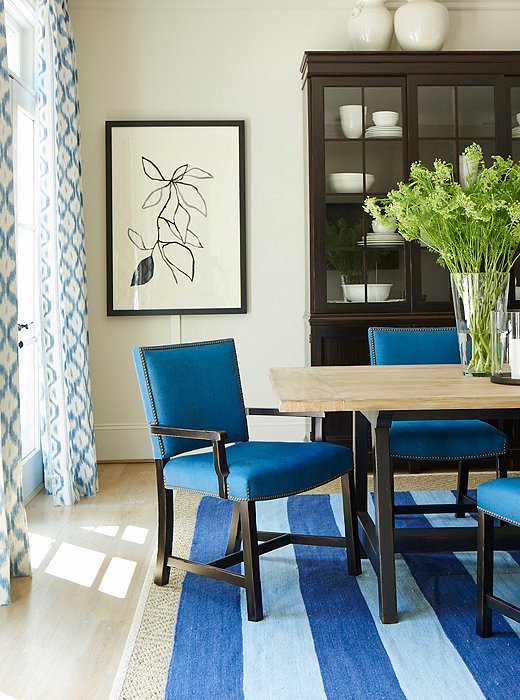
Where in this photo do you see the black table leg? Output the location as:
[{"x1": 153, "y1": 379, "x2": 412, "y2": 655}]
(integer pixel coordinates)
[
  {"x1": 372, "y1": 411, "x2": 398, "y2": 624},
  {"x1": 354, "y1": 411, "x2": 368, "y2": 513}
]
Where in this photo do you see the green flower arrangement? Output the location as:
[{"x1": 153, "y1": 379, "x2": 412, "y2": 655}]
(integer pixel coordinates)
[
  {"x1": 364, "y1": 143, "x2": 520, "y2": 273},
  {"x1": 364, "y1": 143, "x2": 520, "y2": 374}
]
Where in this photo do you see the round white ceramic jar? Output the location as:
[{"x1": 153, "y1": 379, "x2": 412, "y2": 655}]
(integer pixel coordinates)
[
  {"x1": 347, "y1": 0, "x2": 394, "y2": 52},
  {"x1": 394, "y1": 0, "x2": 449, "y2": 52}
]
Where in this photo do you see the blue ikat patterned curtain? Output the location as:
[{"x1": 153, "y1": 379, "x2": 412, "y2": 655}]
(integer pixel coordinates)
[
  {"x1": 37, "y1": 0, "x2": 98, "y2": 506},
  {"x1": 0, "y1": 0, "x2": 31, "y2": 606}
]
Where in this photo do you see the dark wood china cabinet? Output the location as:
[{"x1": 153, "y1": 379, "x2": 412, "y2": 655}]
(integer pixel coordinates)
[{"x1": 302, "y1": 51, "x2": 520, "y2": 456}]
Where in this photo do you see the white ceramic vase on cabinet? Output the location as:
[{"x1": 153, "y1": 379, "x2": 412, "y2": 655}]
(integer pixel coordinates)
[
  {"x1": 394, "y1": 0, "x2": 449, "y2": 52},
  {"x1": 347, "y1": 0, "x2": 393, "y2": 52}
]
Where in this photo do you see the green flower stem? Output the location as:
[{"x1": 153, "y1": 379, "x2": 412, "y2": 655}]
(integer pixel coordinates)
[{"x1": 451, "y1": 272, "x2": 508, "y2": 375}]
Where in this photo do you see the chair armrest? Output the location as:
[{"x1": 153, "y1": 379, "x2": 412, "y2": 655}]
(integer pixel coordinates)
[
  {"x1": 246, "y1": 407, "x2": 325, "y2": 419},
  {"x1": 149, "y1": 424, "x2": 230, "y2": 498},
  {"x1": 245, "y1": 408, "x2": 324, "y2": 441},
  {"x1": 149, "y1": 425, "x2": 228, "y2": 442}
]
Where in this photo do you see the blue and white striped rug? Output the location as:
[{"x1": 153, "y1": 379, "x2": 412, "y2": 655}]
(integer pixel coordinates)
[{"x1": 165, "y1": 491, "x2": 520, "y2": 700}]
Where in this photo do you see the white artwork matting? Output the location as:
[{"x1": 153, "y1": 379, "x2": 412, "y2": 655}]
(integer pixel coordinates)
[{"x1": 106, "y1": 121, "x2": 246, "y2": 315}]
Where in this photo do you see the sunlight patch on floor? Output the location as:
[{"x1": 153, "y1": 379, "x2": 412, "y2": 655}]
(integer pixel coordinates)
[
  {"x1": 45, "y1": 542, "x2": 106, "y2": 586},
  {"x1": 82, "y1": 525, "x2": 120, "y2": 537},
  {"x1": 122, "y1": 525, "x2": 148, "y2": 544},
  {"x1": 98, "y1": 557, "x2": 137, "y2": 598},
  {"x1": 27, "y1": 532, "x2": 54, "y2": 570}
]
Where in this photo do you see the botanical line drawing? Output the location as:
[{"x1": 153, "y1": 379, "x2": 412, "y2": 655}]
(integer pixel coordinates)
[{"x1": 128, "y1": 156, "x2": 213, "y2": 286}]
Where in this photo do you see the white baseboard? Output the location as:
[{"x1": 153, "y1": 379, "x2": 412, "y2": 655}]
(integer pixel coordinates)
[
  {"x1": 94, "y1": 423, "x2": 152, "y2": 461},
  {"x1": 94, "y1": 416, "x2": 310, "y2": 462}
]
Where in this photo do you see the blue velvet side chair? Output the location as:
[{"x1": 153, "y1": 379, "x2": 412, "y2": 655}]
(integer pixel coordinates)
[
  {"x1": 477, "y1": 476, "x2": 520, "y2": 636},
  {"x1": 133, "y1": 338, "x2": 361, "y2": 622},
  {"x1": 368, "y1": 327, "x2": 507, "y2": 515}
]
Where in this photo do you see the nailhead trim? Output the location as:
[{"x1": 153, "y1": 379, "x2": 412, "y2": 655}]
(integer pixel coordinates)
[
  {"x1": 163, "y1": 468, "x2": 352, "y2": 502},
  {"x1": 477, "y1": 506, "x2": 520, "y2": 528},
  {"x1": 391, "y1": 449, "x2": 506, "y2": 460}
]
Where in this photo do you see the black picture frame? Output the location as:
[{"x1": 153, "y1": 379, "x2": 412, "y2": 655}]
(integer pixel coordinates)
[{"x1": 106, "y1": 120, "x2": 246, "y2": 315}]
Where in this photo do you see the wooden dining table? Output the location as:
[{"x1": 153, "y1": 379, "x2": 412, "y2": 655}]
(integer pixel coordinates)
[{"x1": 269, "y1": 363, "x2": 520, "y2": 624}]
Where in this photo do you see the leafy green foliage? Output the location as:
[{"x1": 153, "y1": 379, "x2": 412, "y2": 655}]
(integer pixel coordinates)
[
  {"x1": 325, "y1": 218, "x2": 364, "y2": 281},
  {"x1": 364, "y1": 143, "x2": 520, "y2": 274}
]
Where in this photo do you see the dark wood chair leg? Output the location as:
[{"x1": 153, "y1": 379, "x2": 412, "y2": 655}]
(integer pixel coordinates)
[
  {"x1": 154, "y1": 459, "x2": 173, "y2": 585},
  {"x1": 390, "y1": 458, "x2": 396, "y2": 528},
  {"x1": 477, "y1": 510, "x2": 494, "y2": 637},
  {"x1": 226, "y1": 502, "x2": 242, "y2": 555},
  {"x1": 239, "y1": 501, "x2": 263, "y2": 622},
  {"x1": 456, "y1": 459, "x2": 469, "y2": 518},
  {"x1": 341, "y1": 471, "x2": 361, "y2": 576}
]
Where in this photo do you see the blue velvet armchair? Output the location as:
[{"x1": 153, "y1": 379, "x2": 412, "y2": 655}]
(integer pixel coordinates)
[
  {"x1": 477, "y1": 476, "x2": 520, "y2": 636},
  {"x1": 133, "y1": 338, "x2": 361, "y2": 621},
  {"x1": 368, "y1": 327, "x2": 507, "y2": 515}
]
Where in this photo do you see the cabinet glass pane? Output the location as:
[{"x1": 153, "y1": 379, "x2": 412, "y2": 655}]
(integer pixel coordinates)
[
  {"x1": 420, "y1": 247, "x2": 451, "y2": 304},
  {"x1": 418, "y1": 139, "x2": 457, "y2": 169},
  {"x1": 418, "y1": 87, "x2": 455, "y2": 138},
  {"x1": 366, "y1": 141, "x2": 403, "y2": 194},
  {"x1": 324, "y1": 87, "x2": 364, "y2": 140},
  {"x1": 325, "y1": 141, "x2": 363, "y2": 186},
  {"x1": 458, "y1": 86, "x2": 494, "y2": 138},
  {"x1": 364, "y1": 86, "x2": 402, "y2": 129}
]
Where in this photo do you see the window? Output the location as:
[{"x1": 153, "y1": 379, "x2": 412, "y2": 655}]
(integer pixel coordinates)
[
  {"x1": 6, "y1": 0, "x2": 42, "y2": 500},
  {"x1": 5, "y1": 0, "x2": 35, "y2": 86}
]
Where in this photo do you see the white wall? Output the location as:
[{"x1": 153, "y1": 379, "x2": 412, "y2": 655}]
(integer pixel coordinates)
[{"x1": 68, "y1": 0, "x2": 520, "y2": 460}]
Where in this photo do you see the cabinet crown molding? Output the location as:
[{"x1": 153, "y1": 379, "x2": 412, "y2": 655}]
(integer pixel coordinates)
[{"x1": 68, "y1": 1, "x2": 520, "y2": 12}]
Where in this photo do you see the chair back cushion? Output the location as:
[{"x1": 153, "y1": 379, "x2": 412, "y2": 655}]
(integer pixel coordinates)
[
  {"x1": 368, "y1": 326, "x2": 459, "y2": 366},
  {"x1": 133, "y1": 339, "x2": 248, "y2": 459}
]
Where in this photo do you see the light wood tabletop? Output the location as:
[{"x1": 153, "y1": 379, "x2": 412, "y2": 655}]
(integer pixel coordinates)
[{"x1": 270, "y1": 364, "x2": 520, "y2": 414}]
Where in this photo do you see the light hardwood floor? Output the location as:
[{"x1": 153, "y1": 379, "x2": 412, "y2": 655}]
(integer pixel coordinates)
[
  {"x1": 0, "y1": 462, "x2": 511, "y2": 700},
  {"x1": 0, "y1": 462, "x2": 157, "y2": 700}
]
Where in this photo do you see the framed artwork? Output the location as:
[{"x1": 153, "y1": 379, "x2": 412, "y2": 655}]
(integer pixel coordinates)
[{"x1": 106, "y1": 120, "x2": 246, "y2": 315}]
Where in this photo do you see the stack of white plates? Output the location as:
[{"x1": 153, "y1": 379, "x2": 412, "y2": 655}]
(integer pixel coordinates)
[
  {"x1": 357, "y1": 232, "x2": 404, "y2": 247},
  {"x1": 365, "y1": 126, "x2": 403, "y2": 139},
  {"x1": 512, "y1": 125, "x2": 520, "y2": 139}
]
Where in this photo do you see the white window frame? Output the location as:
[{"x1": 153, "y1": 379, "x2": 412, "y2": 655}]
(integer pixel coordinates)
[
  {"x1": 5, "y1": 0, "x2": 36, "y2": 89},
  {"x1": 7, "y1": 0, "x2": 42, "y2": 501}
]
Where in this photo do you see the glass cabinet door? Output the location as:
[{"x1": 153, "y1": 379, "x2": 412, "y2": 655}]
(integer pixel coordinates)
[
  {"x1": 322, "y1": 81, "x2": 407, "y2": 308},
  {"x1": 508, "y1": 81, "x2": 520, "y2": 307},
  {"x1": 410, "y1": 76, "x2": 500, "y2": 310}
]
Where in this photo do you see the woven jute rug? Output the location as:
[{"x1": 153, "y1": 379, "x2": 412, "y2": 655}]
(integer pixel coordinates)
[{"x1": 111, "y1": 471, "x2": 514, "y2": 700}]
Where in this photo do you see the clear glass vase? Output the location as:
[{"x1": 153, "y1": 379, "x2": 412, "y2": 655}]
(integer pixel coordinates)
[{"x1": 450, "y1": 272, "x2": 510, "y2": 376}]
